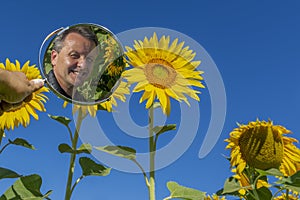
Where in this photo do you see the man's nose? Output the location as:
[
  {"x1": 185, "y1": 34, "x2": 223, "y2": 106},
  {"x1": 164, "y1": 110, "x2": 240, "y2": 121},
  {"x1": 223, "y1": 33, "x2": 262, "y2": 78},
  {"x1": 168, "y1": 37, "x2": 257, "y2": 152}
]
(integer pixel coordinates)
[{"x1": 77, "y1": 57, "x2": 87, "y2": 69}]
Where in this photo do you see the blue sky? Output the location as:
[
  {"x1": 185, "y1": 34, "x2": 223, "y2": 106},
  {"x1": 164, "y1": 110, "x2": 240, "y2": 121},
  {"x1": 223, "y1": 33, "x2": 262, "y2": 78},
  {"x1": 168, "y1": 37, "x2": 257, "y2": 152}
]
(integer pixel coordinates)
[{"x1": 0, "y1": 1, "x2": 300, "y2": 199}]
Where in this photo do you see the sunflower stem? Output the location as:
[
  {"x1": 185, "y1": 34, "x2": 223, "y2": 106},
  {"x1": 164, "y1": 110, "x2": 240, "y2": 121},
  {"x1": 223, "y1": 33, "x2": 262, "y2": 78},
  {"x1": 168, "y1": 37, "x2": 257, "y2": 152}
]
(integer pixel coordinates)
[
  {"x1": 0, "y1": 129, "x2": 4, "y2": 147},
  {"x1": 285, "y1": 189, "x2": 289, "y2": 200},
  {"x1": 70, "y1": 175, "x2": 85, "y2": 195},
  {"x1": 249, "y1": 167, "x2": 260, "y2": 200},
  {"x1": 149, "y1": 105, "x2": 156, "y2": 200},
  {"x1": 64, "y1": 109, "x2": 84, "y2": 200}
]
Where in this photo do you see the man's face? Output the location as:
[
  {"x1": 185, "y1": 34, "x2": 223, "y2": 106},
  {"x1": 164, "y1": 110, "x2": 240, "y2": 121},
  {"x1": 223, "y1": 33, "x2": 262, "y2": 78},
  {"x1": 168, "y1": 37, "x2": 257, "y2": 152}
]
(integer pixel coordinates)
[{"x1": 51, "y1": 32, "x2": 97, "y2": 92}]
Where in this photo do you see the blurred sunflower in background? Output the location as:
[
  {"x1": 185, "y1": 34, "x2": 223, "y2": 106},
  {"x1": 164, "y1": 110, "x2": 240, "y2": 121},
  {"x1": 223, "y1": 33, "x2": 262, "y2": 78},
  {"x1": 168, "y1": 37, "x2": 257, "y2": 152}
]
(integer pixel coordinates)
[
  {"x1": 225, "y1": 119, "x2": 300, "y2": 176},
  {"x1": 103, "y1": 36, "x2": 118, "y2": 64},
  {"x1": 123, "y1": 32, "x2": 205, "y2": 115},
  {"x1": 64, "y1": 79, "x2": 130, "y2": 116},
  {"x1": 0, "y1": 59, "x2": 48, "y2": 130}
]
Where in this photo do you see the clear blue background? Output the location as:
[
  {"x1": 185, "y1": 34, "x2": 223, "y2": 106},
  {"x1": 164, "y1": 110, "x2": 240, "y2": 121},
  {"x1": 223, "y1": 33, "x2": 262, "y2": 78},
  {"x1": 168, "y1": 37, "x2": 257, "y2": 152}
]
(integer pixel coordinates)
[{"x1": 0, "y1": 1, "x2": 300, "y2": 199}]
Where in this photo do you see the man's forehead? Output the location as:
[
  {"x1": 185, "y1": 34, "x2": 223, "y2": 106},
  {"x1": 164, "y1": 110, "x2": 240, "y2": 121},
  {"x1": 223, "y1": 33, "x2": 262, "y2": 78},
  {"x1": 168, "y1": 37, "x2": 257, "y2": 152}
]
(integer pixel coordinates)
[{"x1": 63, "y1": 32, "x2": 96, "y2": 53}]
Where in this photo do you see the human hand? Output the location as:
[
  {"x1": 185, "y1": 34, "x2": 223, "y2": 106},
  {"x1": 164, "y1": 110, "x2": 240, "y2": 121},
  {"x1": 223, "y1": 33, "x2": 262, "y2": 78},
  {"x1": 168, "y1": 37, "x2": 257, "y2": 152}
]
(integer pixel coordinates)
[
  {"x1": 0, "y1": 95, "x2": 32, "y2": 116},
  {"x1": 0, "y1": 69, "x2": 44, "y2": 104}
]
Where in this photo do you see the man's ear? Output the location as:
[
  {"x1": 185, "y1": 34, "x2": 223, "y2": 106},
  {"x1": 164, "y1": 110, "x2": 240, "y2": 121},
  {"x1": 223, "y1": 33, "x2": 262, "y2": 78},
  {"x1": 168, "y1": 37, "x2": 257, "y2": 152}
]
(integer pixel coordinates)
[{"x1": 51, "y1": 50, "x2": 58, "y2": 66}]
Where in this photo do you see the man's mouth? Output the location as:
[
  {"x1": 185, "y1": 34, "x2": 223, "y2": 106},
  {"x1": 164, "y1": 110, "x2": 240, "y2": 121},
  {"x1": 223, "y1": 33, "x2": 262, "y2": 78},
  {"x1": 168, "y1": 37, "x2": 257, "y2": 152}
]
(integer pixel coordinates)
[
  {"x1": 70, "y1": 69, "x2": 80, "y2": 75},
  {"x1": 69, "y1": 69, "x2": 89, "y2": 84}
]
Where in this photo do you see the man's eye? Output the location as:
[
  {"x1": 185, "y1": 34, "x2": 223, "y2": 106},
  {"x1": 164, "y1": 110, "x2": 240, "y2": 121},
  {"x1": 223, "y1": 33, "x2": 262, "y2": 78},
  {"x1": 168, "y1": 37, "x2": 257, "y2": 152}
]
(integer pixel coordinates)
[{"x1": 70, "y1": 54, "x2": 79, "y2": 59}]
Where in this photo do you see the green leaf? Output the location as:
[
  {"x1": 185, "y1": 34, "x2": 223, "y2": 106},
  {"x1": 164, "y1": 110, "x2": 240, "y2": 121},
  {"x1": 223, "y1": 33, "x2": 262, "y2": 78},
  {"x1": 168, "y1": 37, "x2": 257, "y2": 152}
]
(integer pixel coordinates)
[
  {"x1": 48, "y1": 114, "x2": 71, "y2": 126},
  {"x1": 222, "y1": 177, "x2": 242, "y2": 194},
  {"x1": 164, "y1": 181, "x2": 206, "y2": 200},
  {"x1": 95, "y1": 145, "x2": 136, "y2": 160},
  {"x1": 9, "y1": 138, "x2": 35, "y2": 150},
  {"x1": 284, "y1": 185, "x2": 300, "y2": 193},
  {"x1": 153, "y1": 124, "x2": 176, "y2": 137},
  {"x1": 77, "y1": 143, "x2": 92, "y2": 154},
  {"x1": 256, "y1": 168, "x2": 284, "y2": 177},
  {"x1": 58, "y1": 143, "x2": 73, "y2": 154},
  {"x1": 79, "y1": 157, "x2": 111, "y2": 176},
  {"x1": 276, "y1": 170, "x2": 300, "y2": 192},
  {"x1": 0, "y1": 167, "x2": 21, "y2": 180},
  {"x1": 246, "y1": 187, "x2": 272, "y2": 200},
  {"x1": 256, "y1": 187, "x2": 272, "y2": 200},
  {"x1": 58, "y1": 143, "x2": 92, "y2": 154},
  {"x1": 0, "y1": 174, "x2": 52, "y2": 200}
]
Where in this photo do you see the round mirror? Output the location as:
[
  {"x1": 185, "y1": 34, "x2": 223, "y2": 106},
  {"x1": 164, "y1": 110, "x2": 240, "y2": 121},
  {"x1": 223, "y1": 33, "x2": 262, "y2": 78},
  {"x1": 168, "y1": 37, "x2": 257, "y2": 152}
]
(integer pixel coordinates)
[{"x1": 39, "y1": 23, "x2": 125, "y2": 105}]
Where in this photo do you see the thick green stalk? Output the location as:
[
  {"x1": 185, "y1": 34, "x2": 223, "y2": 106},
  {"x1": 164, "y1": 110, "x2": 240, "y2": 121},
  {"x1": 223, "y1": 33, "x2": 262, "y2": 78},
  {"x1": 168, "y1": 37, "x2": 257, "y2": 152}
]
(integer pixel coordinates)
[
  {"x1": 64, "y1": 110, "x2": 84, "y2": 200},
  {"x1": 148, "y1": 105, "x2": 156, "y2": 200}
]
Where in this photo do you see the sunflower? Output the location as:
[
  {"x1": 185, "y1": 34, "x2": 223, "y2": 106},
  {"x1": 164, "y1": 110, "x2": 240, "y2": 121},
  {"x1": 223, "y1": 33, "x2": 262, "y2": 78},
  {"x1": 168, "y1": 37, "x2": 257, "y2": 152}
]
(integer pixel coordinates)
[
  {"x1": 123, "y1": 32, "x2": 205, "y2": 115},
  {"x1": 0, "y1": 59, "x2": 48, "y2": 130},
  {"x1": 107, "y1": 62, "x2": 125, "y2": 77},
  {"x1": 225, "y1": 119, "x2": 300, "y2": 176},
  {"x1": 64, "y1": 79, "x2": 130, "y2": 115}
]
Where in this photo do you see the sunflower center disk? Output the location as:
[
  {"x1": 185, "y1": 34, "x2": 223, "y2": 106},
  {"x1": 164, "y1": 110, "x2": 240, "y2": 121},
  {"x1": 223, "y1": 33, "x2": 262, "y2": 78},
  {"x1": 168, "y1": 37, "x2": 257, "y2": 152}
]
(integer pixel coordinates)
[
  {"x1": 238, "y1": 125, "x2": 284, "y2": 170},
  {"x1": 145, "y1": 59, "x2": 177, "y2": 89}
]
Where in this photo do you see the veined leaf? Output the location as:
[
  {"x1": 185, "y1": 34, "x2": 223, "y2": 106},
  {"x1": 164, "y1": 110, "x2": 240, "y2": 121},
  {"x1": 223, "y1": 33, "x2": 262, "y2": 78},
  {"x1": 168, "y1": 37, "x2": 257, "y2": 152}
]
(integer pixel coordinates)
[
  {"x1": 164, "y1": 181, "x2": 206, "y2": 200},
  {"x1": 256, "y1": 168, "x2": 284, "y2": 177},
  {"x1": 79, "y1": 157, "x2": 111, "y2": 177},
  {"x1": 58, "y1": 143, "x2": 92, "y2": 154},
  {"x1": 222, "y1": 177, "x2": 242, "y2": 194},
  {"x1": 48, "y1": 114, "x2": 71, "y2": 126},
  {"x1": 77, "y1": 143, "x2": 92, "y2": 154},
  {"x1": 276, "y1": 171, "x2": 300, "y2": 192},
  {"x1": 153, "y1": 124, "x2": 176, "y2": 137},
  {"x1": 246, "y1": 187, "x2": 272, "y2": 200},
  {"x1": 95, "y1": 145, "x2": 136, "y2": 160},
  {"x1": 9, "y1": 138, "x2": 35, "y2": 150},
  {"x1": 0, "y1": 174, "x2": 52, "y2": 199},
  {"x1": 58, "y1": 143, "x2": 73, "y2": 153},
  {"x1": 0, "y1": 167, "x2": 21, "y2": 180}
]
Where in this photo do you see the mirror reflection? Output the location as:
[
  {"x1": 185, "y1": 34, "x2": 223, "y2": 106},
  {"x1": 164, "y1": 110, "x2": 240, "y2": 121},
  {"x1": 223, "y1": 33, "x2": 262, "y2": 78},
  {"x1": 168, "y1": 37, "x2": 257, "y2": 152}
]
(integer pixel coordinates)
[{"x1": 41, "y1": 23, "x2": 125, "y2": 105}]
